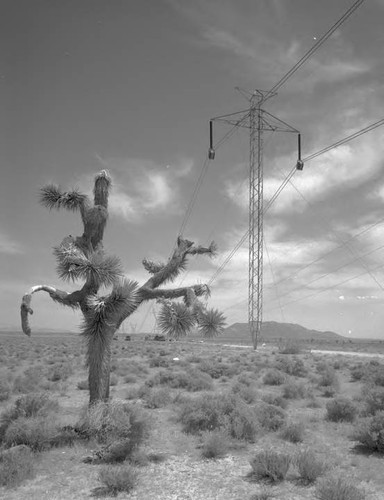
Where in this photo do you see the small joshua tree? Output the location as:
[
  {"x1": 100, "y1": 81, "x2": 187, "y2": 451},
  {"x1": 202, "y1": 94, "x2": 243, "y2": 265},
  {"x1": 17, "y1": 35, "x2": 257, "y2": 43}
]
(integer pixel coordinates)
[{"x1": 20, "y1": 171, "x2": 225, "y2": 404}]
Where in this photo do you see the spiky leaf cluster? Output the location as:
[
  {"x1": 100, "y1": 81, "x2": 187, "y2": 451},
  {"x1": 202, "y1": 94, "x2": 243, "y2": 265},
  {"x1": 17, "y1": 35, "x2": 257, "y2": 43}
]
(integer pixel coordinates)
[
  {"x1": 157, "y1": 301, "x2": 196, "y2": 339},
  {"x1": 40, "y1": 185, "x2": 87, "y2": 211},
  {"x1": 54, "y1": 239, "x2": 122, "y2": 286},
  {"x1": 196, "y1": 308, "x2": 226, "y2": 338}
]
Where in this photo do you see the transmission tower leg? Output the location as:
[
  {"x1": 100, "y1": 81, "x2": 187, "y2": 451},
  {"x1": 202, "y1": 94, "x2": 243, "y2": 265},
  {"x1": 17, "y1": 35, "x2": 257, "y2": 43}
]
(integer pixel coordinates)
[{"x1": 248, "y1": 97, "x2": 264, "y2": 350}]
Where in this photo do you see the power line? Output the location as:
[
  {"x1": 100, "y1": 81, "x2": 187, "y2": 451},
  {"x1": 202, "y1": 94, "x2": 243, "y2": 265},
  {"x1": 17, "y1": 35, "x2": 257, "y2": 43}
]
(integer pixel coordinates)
[
  {"x1": 303, "y1": 118, "x2": 384, "y2": 162},
  {"x1": 207, "y1": 117, "x2": 384, "y2": 286},
  {"x1": 267, "y1": 0, "x2": 366, "y2": 97},
  {"x1": 264, "y1": 259, "x2": 384, "y2": 314}
]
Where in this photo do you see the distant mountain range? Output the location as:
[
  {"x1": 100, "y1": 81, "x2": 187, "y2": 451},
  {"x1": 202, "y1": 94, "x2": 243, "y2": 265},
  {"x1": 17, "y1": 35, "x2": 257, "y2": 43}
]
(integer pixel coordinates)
[{"x1": 201, "y1": 321, "x2": 345, "y2": 345}]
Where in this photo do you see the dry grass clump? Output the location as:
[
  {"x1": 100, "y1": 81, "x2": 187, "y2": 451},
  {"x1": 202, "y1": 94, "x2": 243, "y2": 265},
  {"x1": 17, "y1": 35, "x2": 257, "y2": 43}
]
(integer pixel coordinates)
[
  {"x1": 279, "y1": 422, "x2": 305, "y2": 443},
  {"x1": 256, "y1": 403, "x2": 286, "y2": 431},
  {"x1": 145, "y1": 368, "x2": 213, "y2": 392},
  {"x1": 77, "y1": 379, "x2": 89, "y2": 390},
  {"x1": 78, "y1": 400, "x2": 150, "y2": 463},
  {"x1": 98, "y1": 464, "x2": 139, "y2": 495},
  {"x1": 143, "y1": 387, "x2": 172, "y2": 408},
  {"x1": 326, "y1": 397, "x2": 357, "y2": 422},
  {"x1": 0, "y1": 393, "x2": 59, "y2": 442},
  {"x1": 249, "y1": 490, "x2": 275, "y2": 500},
  {"x1": 249, "y1": 449, "x2": 291, "y2": 483},
  {"x1": 200, "y1": 430, "x2": 229, "y2": 459},
  {"x1": 315, "y1": 474, "x2": 365, "y2": 500},
  {"x1": 278, "y1": 341, "x2": 303, "y2": 355},
  {"x1": 13, "y1": 366, "x2": 46, "y2": 393},
  {"x1": 295, "y1": 449, "x2": 327, "y2": 484},
  {"x1": 3, "y1": 416, "x2": 58, "y2": 451},
  {"x1": 176, "y1": 393, "x2": 261, "y2": 442},
  {"x1": 275, "y1": 356, "x2": 307, "y2": 377},
  {"x1": 231, "y1": 382, "x2": 258, "y2": 404},
  {"x1": 198, "y1": 360, "x2": 239, "y2": 379},
  {"x1": 352, "y1": 411, "x2": 384, "y2": 453},
  {"x1": 362, "y1": 386, "x2": 384, "y2": 415},
  {"x1": 0, "y1": 380, "x2": 11, "y2": 402},
  {"x1": 263, "y1": 369, "x2": 286, "y2": 386},
  {"x1": 0, "y1": 445, "x2": 36, "y2": 489},
  {"x1": 282, "y1": 381, "x2": 307, "y2": 399},
  {"x1": 261, "y1": 394, "x2": 288, "y2": 409},
  {"x1": 47, "y1": 362, "x2": 72, "y2": 382}
]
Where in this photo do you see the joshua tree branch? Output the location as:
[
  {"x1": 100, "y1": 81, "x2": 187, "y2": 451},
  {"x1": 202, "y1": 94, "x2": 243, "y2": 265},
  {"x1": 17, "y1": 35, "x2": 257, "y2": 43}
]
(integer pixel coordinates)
[
  {"x1": 139, "y1": 283, "x2": 209, "y2": 301},
  {"x1": 20, "y1": 285, "x2": 83, "y2": 336},
  {"x1": 143, "y1": 237, "x2": 215, "y2": 290}
]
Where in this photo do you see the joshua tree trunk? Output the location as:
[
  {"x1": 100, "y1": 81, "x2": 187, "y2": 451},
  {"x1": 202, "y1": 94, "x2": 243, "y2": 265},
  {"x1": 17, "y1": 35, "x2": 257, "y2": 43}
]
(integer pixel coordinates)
[
  {"x1": 20, "y1": 170, "x2": 225, "y2": 405},
  {"x1": 87, "y1": 324, "x2": 116, "y2": 404}
]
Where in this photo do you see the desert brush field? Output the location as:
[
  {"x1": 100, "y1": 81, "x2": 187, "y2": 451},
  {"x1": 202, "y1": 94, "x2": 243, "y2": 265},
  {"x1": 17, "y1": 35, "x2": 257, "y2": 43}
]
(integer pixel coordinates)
[{"x1": 1, "y1": 332, "x2": 384, "y2": 500}]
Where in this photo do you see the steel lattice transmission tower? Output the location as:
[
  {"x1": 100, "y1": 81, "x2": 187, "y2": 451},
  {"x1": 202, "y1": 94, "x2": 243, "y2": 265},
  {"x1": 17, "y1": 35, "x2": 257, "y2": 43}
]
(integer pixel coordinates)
[{"x1": 210, "y1": 89, "x2": 302, "y2": 349}]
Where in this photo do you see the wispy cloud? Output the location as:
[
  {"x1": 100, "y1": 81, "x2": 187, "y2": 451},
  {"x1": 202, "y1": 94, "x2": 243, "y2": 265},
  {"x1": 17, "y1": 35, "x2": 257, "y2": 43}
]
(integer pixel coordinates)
[
  {"x1": 83, "y1": 157, "x2": 194, "y2": 222},
  {"x1": 0, "y1": 231, "x2": 23, "y2": 255}
]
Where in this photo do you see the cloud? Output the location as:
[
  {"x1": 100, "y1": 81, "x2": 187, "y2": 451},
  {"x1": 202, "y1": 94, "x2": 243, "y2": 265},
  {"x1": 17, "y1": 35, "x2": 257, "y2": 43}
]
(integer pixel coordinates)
[
  {"x1": 0, "y1": 231, "x2": 23, "y2": 255},
  {"x1": 84, "y1": 157, "x2": 194, "y2": 222}
]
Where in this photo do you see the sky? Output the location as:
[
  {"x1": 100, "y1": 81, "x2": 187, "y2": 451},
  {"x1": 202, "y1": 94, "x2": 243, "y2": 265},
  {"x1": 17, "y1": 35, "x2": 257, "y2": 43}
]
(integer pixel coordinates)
[{"x1": 1, "y1": 0, "x2": 384, "y2": 339}]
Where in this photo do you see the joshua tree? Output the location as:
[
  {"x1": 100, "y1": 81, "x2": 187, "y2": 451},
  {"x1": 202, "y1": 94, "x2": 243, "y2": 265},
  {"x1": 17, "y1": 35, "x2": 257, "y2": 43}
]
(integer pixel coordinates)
[{"x1": 20, "y1": 171, "x2": 225, "y2": 404}]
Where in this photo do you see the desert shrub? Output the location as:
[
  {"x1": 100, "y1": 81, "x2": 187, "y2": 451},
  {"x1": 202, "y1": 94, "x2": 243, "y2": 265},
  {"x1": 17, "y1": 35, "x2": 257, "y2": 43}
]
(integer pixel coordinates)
[
  {"x1": 78, "y1": 400, "x2": 150, "y2": 462},
  {"x1": 261, "y1": 394, "x2": 288, "y2": 409},
  {"x1": 98, "y1": 464, "x2": 139, "y2": 495},
  {"x1": 282, "y1": 381, "x2": 307, "y2": 399},
  {"x1": 307, "y1": 397, "x2": 322, "y2": 408},
  {"x1": 256, "y1": 403, "x2": 286, "y2": 431},
  {"x1": 200, "y1": 430, "x2": 229, "y2": 459},
  {"x1": 145, "y1": 369, "x2": 213, "y2": 392},
  {"x1": 198, "y1": 361, "x2": 239, "y2": 379},
  {"x1": 367, "y1": 364, "x2": 384, "y2": 386},
  {"x1": 0, "y1": 393, "x2": 58, "y2": 441},
  {"x1": 279, "y1": 422, "x2": 305, "y2": 443},
  {"x1": 249, "y1": 490, "x2": 274, "y2": 500},
  {"x1": 186, "y1": 354, "x2": 203, "y2": 363},
  {"x1": 295, "y1": 449, "x2": 327, "y2": 484},
  {"x1": 77, "y1": 379, "x2": 89, "y2": 390},
  {"x1": 318, "y1": 366, "x2": 339, "y2": 390},
  {"x1": 326, "y1": 397, "x2": 357, "y2": 422},
  {"x1": 352, "y1": 411, "x2": 384, "y2": 453},
  {"x1": 0, "y1": 445, "x2": 35, "y2": 488},
  {"x1": 275, "y1": 357, "x2": 307, "y2": 377},
  {"x1": 350, "y1": 364, "x2": 365, "y2": 382},
  {"x1": 249, "y1": 450, "x2": 291, "y2": 483},
  {"x1": 177, "y1": 393, "x2": 259, "y2": 441},
  {"x1": 149, "y1": 356, "x2": 169, "y2": 368},
  {"x1": 237, "y1": 373, "x2": 254, "y2": 386},
  {"x1": 3, "y1": 416, "x2": 58, "y2": 451},
  {"x1": 278, "y1": 341, "x2": 302, "y2": 355},
  {"x1": 315, "y1": 474, "x2": 365, "y2": 500},
  {"x1": 363, "y1": 386, "x2": 384, "y2": 415},
  {"x1": 0, "y1": 380, "x2": 11, "y2": 402},
  {"x1": 47, "y1": 363, "x2": 72, "y2": 382},
  {"x1": 223, "y1": 401, "x2": 261, "y2": 442},
  {"x1": 231, "y1": 383, "x2": 258, "y2": 404},
  {"x1": 13, "y1": 366, "x2": 45, "y2": 393},
  {"x1": 143, "y1": 387, "x2": 172, "y2": 408},
  {"x1": 263, "y1": 370, "x2": 286, "y2": 386}
]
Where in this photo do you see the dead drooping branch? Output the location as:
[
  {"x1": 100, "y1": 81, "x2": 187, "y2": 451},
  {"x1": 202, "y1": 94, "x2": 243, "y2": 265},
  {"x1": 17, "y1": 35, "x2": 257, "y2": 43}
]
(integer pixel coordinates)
[{"x1": 20, "y1": 285, "x2": 83, "y2": 336}]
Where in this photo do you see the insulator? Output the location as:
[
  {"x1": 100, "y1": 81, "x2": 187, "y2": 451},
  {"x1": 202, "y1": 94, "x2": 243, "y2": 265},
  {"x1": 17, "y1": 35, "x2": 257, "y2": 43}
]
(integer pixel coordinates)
[
  {"x1": 208, "y1": 120, "x2": 215, "y2": 160},
  {"x1": 296, "y1": 160, "x2": 304, "y2": 171}
]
